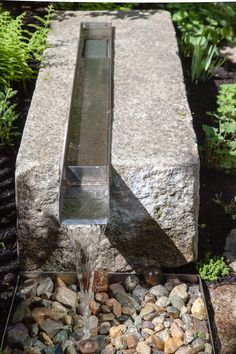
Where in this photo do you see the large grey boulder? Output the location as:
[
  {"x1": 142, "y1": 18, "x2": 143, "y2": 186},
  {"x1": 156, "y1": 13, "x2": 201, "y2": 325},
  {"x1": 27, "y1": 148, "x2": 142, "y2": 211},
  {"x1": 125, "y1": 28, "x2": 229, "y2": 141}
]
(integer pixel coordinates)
[{"x1": 16, "y1": 10, "x2": 199, "y2": 271}]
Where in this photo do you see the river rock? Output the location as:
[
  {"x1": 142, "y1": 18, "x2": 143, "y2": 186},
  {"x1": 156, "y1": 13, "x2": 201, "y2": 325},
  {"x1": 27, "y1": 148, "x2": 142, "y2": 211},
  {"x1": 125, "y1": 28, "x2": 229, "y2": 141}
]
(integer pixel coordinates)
[
  {"x1": 175, "y1": 346, "x2": 192, "y2": 354},
  {"x1": 110, "y1": 324, "x2": 126, "y2": 338},
  {"x1": 136, "y1": 341, "x2": 151, "y2": 354},
  {"x1": 170, "y1": 322, "x2": 184, "y2": 339},
  {"x1": 111, "y1": 335, "x2": 126, "y2": 350},
  {"x1": 37, "y1": 277, "x2": 54, "y2": 298},
  {"x1": 132, "y1": 285, "x2": 148, "y2": 304},
  {"x1": 93, "y1": 269, "x2": 109, "y2": 293},
  {"x1": 155, "y1": 296, "x2": 170, "y2": 308},
  {"x1": 124, "y1": 275, "x2": 140, "y2": 293},
  {"x1": 7, "y1": 324, "x2": 30, "y2": 349},
  {"x1": 164, "y1": 337, "x2": 183, "y2": 353},
  {"x1": 12, "y1": 302, "x2": 31, "y2": 324},
  {"x1": 39, "y1": 332, "x2": 54, "y2": 346},
  {"x1": 40, "y1": 318, "x2": 64, "y2": 338},
  {"x1": 149, "y1": 335, "x2": 164, "y2": 350},
  {"x1": 52, "y1": 301, "x2": 68, "y2": 316},
  {"x1": 31, "y1": 307, "x2": 65, "y2": 325},
  {"x1": 149, "y1": 285, "x2": 169, "y2": 298},
  {"x1": 115, "y1": 292, "x2": 141, "y2": 311},
  {"x1": 155, "y1": 329, "x2": 170, "y2": 343},
  {"x1": 20, "y1": 279, "x2": 38, "y2": 296},
  {"x1": 53, "y1": 329, "x2": 69, "y2": 344},
  {"x1": 107, "y1": 298, "x2": 122, "y2": 318},
  {"x1": 109, "y1": 283, "x2": 126, "y2": 296},
  {"x1": 144, "y1": 293, "x2": 156, "y2": 303},
  {"x1": 166, "y1": 306, "x2": 179, "y2": 318},
  {"x1": 99, "y1": 322, "x2": 111, "y2": 335},
  {"x1": 140, "y1": 305, "x2": 155, "y2": 319},
  {"x1": 53, "y1": 287, "x2": 77, "y2": 308},
  {"x1": 126, "y1": 334, "x2": 139, "y2": 349},
  {"x1": 191, "y1": 298, "x2": 207, "y2": 320},
  {"x1": 99, "y1": 313, "x2": 115, "y2": 322},
  {"x1": 204, "y1": 343, "x2": 212, "y2": 354},
  {"x1": 170, "y1": 295, "x2": 185, "y2": 311},
  {"x1": 169, "y1": 284, "x2": 188, "y2": 303}
]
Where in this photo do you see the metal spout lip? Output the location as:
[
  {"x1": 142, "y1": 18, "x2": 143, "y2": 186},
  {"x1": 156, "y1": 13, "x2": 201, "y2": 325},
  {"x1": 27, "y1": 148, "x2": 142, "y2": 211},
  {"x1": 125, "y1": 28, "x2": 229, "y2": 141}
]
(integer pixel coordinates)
[{"x1": 59, "y1": 22, "x2": 113, "y2": 226}]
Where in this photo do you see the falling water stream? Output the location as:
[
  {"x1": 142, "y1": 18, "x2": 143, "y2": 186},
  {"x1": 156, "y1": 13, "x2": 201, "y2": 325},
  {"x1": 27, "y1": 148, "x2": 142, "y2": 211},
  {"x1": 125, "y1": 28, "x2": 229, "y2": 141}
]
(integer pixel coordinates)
[{"x1": 68, "y1": 223, "x2": 107, "y2": 340}]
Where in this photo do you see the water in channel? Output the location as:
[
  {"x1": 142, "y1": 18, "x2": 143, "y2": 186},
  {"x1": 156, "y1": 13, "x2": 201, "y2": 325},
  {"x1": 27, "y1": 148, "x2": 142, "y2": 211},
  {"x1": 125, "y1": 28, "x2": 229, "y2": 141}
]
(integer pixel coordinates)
[{"x1": 68, "y1": 223, "x2": 107, "y2": 339}]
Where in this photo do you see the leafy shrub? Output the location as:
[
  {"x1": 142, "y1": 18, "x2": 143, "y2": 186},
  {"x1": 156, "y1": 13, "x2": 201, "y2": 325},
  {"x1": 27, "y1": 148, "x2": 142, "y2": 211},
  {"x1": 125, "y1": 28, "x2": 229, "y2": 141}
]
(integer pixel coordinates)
[
  {"x1": 54, "y1": 3, "x2": 136, "y2": 11},
  {"x1": 0, "y1": 87, "x2": 19, "y2": 145},
  {"x1": 169, "y1": 4, "x2": 236, "y2": 83},
  {"x1": 203, "y1": 83, "x2": 236, "y2": 170},
  {"x1": 198, "y1": 254, "x2": 230, "y2": 281},
  {"x1": 0, "y1": 5, "x2": 53, "y2": 87}
]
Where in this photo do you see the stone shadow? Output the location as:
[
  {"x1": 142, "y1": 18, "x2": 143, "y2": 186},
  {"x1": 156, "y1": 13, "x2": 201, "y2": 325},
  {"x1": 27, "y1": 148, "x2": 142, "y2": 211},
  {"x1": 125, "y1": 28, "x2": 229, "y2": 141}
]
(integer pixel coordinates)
[
  {"x1": 88, "y1": 10, "x2": 160, "y2": 20},
  {"x1": 104, "y1": 166, "x2": 188, "y2": 271}
]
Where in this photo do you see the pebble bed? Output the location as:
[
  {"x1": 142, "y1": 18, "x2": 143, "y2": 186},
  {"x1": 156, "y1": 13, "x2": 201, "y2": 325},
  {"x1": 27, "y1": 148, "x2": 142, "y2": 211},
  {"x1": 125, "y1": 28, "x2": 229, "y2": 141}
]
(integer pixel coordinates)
[{"x1": 3, "y1": 273, "x2": 213, "y2": 354}]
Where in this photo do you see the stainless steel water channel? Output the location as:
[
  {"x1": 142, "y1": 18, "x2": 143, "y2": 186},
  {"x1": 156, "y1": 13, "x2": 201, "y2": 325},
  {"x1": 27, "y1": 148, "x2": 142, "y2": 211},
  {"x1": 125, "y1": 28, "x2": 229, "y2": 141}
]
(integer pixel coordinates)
[{"x1": 59, "y1": 22, "x2": 113, "y2": 225}]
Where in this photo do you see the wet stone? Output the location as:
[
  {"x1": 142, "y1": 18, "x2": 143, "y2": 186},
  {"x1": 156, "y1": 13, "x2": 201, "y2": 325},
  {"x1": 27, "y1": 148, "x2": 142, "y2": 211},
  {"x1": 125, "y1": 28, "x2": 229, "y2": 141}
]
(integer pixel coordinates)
[
  {"x1": 53, "y1": 329, "x2": 69, "y2": 344},
  {"x1": 98, "y1": 313, "x2": 115, "y2": 322},
  {"x1": 40, "y1": 318, "x2": 64, "y2": 338},
  {"x1": 124, "y1": 275, "x2": 140, "y2": 293},
  {"x1": 37, "y1": 277, "x2": 54, "y2": 298},
  {"x1": 95, "y1": 292, "x2": 109, "y2": 304},
  {"x1": 109, "y1": 324, "x2": 126, "y2": 338},
  {"x1": 20, "y1": 279, "x2": 38, "y2": 296},
  {"x1": 99, "y1": 321, "x2": 111, "y2": 335},
  {"x1": 107, "y1": 298, "x2": 122, "y2": 318},
  {"x1": 53, "y1": 287, "x2": 77, "y2": 308},
  {"x1": 126, "y1": 334, "x2": 139, "y2": 349},
  {"x1": 6, "y1": 324, "x2": 30, "y2": 349},
  {"x1": 109, "y1": 283, "x2": 126, "y2": 297},
  {"x1": 115, "y1": 292, "x2": 141, "y2": 311},
  {"x1": 12, "y1": 302, "x2": 31, "y2": 324},
  {"x1": 132, "y1": 284, "x2": 148, "y2": 304},
  {"x1": 93, "y1": 269, "x2": 109, "y2": 293}
]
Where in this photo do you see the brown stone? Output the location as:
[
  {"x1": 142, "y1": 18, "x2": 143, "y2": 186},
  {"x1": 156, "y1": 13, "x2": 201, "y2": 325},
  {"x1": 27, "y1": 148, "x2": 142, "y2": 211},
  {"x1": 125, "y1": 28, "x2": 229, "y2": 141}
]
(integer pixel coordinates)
[
  {"x1": 55, "y1": 277, "x2": 67, "y2": 287},
  {"x1": 95, "y1": 292, "x2": 109, "y2": 304},
  {"x1": 39, "y1": 332, "x2": 54, "y2": 346},
  {"x1": 121, "y1": 306, "x2": 136, "y2": 317},
  {"x1": 53, "y1": 287, "x2": 77, "y2": 308},
  {"x1": 109, "y1": 324, "x2": 126, "y2": 338},
  {"x1": 122, "y1": 350, "x2": 136, "y2": 354},
  {"x1": 107, "y1": 298, "x2": 122, "y2": 318},
  {"x1": 90, "y1": 300, "x2": 100, "y2": 315},
  {"x1": 144, "y1": 293, "x2": 156, "y2": 303},
  {"x1": 136, "y1": 341, "x2": 151, "y2": 354},
  {"x1": 93, "y1": 269, "x2": 109, "y2": 293},
  {"x1": 151, "y1": 335, "x2": 164, "y2": 350},
  {"x1": 109, "y1": 283, "x2": 126, "y2": 296},
  {"x1": 126, "y1": 334, "x2": 139, "y2": 349},
  {"x1": 164, "y1": 337, "x2": 183, "y2": 353},
  {"x1": 31, "y1": 307, "x2": 64, "y2": 326},
  {"x1": 170, "y1": 322, "x2": 184, "y2": 339}
]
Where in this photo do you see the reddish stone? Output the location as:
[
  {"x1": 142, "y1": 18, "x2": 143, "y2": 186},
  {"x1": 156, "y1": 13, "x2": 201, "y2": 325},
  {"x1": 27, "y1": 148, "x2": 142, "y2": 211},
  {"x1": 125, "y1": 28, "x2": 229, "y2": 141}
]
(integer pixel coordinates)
[
  {"x1": 93, "y1": 269, "x2": 109, "y2": 293},
  {"x1": 126, "y1": 334, "x2": 138, "y2": 349}
]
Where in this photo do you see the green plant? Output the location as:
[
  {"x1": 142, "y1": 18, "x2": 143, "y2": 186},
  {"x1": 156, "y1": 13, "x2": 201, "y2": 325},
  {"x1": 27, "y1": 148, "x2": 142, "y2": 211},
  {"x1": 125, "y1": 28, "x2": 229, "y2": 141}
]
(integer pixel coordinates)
[
  {"x1": 169, "y1": 4, "x2": 236, "y2": 83},
  {"x1": 198, "y1": 254, "x2": 230, "y2": 281},
  {"x1": 0, "y1": 5, "x2": 53, "y2": 87},
  {"x1": 213, "y1": 193, "x2": 236, "y2": 220},
  {"x1": 0, "y1": 241, "x2": 5, "y2": 249},
  {"x1": 203, "y1": 83, "x2": 236, "y2": 170},
  {"x1": 0, "y1": 87, "x2": 19, "y2": 145},
  {"x1": 191, "y1": 32, "x2": 225, "y2": 83}
]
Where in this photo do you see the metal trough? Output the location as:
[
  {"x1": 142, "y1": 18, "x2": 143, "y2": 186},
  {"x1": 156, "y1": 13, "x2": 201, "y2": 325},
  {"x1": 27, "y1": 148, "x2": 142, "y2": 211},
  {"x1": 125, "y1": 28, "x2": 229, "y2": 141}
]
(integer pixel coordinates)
[
  {"x1": 1, "y1": 272, "x2": 215, "y2": 353},
  {"x1": 59, "y1": 22, "x2": 113, "y2": 225}
]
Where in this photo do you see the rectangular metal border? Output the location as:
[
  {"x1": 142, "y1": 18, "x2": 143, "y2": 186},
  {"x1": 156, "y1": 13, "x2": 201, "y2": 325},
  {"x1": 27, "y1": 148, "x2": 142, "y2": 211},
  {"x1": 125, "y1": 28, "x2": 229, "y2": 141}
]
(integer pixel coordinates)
[{"x1": 1, "y1": 273, "x2": 215, "y2": 353}]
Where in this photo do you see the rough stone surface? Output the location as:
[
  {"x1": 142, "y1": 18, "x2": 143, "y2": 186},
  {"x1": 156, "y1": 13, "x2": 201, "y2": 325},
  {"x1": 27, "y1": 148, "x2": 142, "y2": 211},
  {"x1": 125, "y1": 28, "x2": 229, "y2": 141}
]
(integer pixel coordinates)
[
  {"x1": 208, "y1": 283, "x2": 236, "y2": 354},
  {"x1": 16, "y1": 10, "x2": 199, "y2": 271}
]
